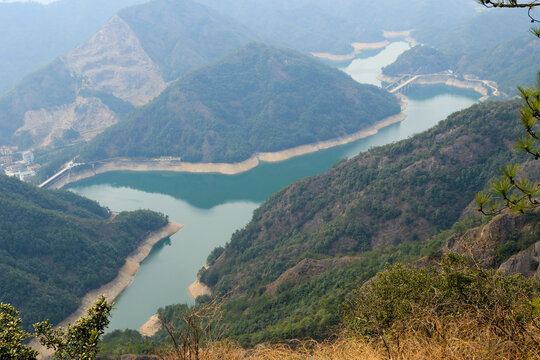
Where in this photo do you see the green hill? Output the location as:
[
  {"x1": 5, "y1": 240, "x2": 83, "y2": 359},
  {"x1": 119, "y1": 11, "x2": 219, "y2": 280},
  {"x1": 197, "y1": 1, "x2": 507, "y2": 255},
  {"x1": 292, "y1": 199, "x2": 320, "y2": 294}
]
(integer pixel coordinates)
[
  {"x1": 0, "y1": 175, "x2": 168, "y2": 330},
  {"x1": 118, "y1": 0, "x2": 254, "y2": 82},
  {"x1": 382, "y1": 45, "x2": 452, "y2": 76},
  {"x1": 79, "y1": 42, "x2": 401, "y2": 163},
  {"x1": 455, "y1": 35, "x2": 540, "y2": 96},
  {"x1": 199, "y1": 0, "x2": 477, "y2": 54},
  {"x1": 97, "y1": 99, "x2": 540, "y2": 356},
  {"x1": 194, "y1": 100, "x2": 537, "y2": 344},
  {"x1": 0, "y1": 0, "x2": 255, "y2": 149}
]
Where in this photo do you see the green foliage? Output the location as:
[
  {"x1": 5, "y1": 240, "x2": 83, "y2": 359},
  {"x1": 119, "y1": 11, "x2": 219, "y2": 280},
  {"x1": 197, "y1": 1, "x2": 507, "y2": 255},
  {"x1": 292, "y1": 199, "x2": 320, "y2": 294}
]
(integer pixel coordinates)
[
  {"x1": 34, "y1": 296, "x2": 112, "y2": 360},
  {"x1": 79, "y1": 42, "x2": 401, "y2": 163},
  {"x1": 382, "y1": 45, "x2": 452, "y2": 76},
  {"x1": 209, "y1": 100, "x2": 526, "y2": 297},
  {"x1": 0, "y1": 175, "x2": 168, "y2": 330},
  {"x1": 34, "y1": 143, "x2": 84, "y2": 183},
  {"x1": 159, "y1": 100, "x2": 531, "y2": 347},
  {"x1": 79, "y1": 89, "x2": 134, "y2": 118},
  {"x1": 118, "y1": 0, "x2": 253, "y2": 82},
  {"x1": 0, "y1": 303, "x2": 37, "y2": 359},
  {"x1": 98, "y1": 329, "x2": 156, "y2": 358},
  {"x1": 206, "y1": 246, "x2": 224, "y2": 266},
  {"x1": 477, "y1": 74, "x2": 540, "y2": 214},
  {"x1": 343, "y1": 253, "x2": 540, "y2": 343}
]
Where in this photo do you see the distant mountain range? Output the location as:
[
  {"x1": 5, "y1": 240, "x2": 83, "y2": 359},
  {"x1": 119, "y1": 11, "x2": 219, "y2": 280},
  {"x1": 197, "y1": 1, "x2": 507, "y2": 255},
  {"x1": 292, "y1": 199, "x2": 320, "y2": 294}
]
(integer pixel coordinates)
[
  {"x1": 79, "y1": 42, "x2": 401, "y2": 163},
  {"x1": 0, "y1": 0, "x2": 533, "y2": 154},
  {"x1": 0, "y1": 0, "x2": 254, "y2": 148},
  {"x1": 0, "y1": 0, "x2": 145, "y2": 94},
  {"x1": 198, "y1": 0, "x2": 478, "y2": 53}
]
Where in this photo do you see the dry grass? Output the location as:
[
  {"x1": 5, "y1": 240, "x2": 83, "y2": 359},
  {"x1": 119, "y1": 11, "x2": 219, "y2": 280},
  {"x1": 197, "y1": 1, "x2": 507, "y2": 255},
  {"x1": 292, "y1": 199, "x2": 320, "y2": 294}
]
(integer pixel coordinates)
[{"x1": 158, "y1": 323, "x2": 540, "y2": 360}]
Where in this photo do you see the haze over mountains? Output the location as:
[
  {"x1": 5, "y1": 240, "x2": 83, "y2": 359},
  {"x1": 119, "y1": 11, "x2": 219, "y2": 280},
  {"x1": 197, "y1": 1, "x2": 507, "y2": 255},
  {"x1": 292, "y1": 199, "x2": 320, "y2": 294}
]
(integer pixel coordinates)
[
  {"x1": 0, "y1": 0, "x2": 539, "y2": 357},
  {"x1": 0, "y1": 0, "x2": 535, "y2": 153},
  {"x1": 0, "y1": 0, "x2": 255, "y2": 148},
  {"x1": 0, "y1": 0, "x2": 145, "y2": 94},
  {"x1": 79, "y1": 42, "x2": 401, "y2": 163}
]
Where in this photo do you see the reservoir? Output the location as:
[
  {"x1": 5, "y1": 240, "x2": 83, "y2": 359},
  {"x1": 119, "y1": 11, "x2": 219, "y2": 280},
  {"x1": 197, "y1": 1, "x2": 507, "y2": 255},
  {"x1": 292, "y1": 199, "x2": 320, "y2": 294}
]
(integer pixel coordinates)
[{"x1": 68, "y1": 41, "x2": 479, "y2": 331}]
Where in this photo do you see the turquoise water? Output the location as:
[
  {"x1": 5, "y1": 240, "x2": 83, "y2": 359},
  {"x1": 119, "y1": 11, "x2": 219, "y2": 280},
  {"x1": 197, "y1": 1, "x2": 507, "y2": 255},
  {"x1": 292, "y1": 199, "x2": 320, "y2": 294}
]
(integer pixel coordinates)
[{"x1": 68, "y1": 42, "x2": 479, "y2": 331}]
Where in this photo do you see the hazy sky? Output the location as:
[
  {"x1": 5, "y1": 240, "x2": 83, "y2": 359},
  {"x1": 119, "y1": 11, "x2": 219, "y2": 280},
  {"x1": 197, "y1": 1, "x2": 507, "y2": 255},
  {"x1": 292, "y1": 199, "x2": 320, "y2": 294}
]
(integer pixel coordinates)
[{"x1": 0, "y1": 0, "x2": 58, "y2": 3}]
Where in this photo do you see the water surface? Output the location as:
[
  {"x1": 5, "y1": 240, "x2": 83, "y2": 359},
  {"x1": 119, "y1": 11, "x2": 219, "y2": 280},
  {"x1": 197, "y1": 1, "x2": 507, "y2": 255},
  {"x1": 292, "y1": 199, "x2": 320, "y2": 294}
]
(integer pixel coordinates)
[{"x1": 69, "y1": 42, "x2": 479, "y2": 331}]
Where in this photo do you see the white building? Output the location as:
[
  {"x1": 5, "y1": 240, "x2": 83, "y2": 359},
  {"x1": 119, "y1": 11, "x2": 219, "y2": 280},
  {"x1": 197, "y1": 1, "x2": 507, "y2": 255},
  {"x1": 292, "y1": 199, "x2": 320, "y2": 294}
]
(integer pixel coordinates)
[{"x1": 22, "y1": 151, "x2": 34, "y2": 164}]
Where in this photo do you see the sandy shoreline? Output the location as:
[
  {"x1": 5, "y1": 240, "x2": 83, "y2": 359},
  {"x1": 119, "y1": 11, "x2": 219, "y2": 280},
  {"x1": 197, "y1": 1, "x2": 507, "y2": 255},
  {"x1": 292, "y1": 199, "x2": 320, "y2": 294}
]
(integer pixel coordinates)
[
  {"x1": 31, "y1": 221, "x2": 183, "y2": 358},
  {"x1": 139, "y1": 314, "x2": 162, "y2": 337},
  {"x1": 49, "y1": 109, "x2": 408, "y2": 189},
  {"x1": 188, "y1": 279, "x2": 212, "y2": 300},
  {"x1": 312, "y1": 30, "x2": 418, "y2": 62},
  {"x1": 312, "y1": 40, "x2": 389, "y2": 61},
  {"x1": 138, "y1": 276, "x2": 212, "y2": 339}
]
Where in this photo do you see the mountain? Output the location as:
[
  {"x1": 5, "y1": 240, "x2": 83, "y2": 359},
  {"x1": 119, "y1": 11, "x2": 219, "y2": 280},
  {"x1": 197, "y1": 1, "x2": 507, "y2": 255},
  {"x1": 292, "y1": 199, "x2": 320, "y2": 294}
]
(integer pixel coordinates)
[
  {"x1": 0, "y1": 0, "x2": 254, "y2": 149},
  {"x1": 97, "y1": 99, "x2": 540, "y2": 355},
  {"x1": 117, "y1": 0, "x2": 255, "y2": 82},
  {"x1": 455, "y1": 35, "x2": 540, "y2": 96},
  {"x1": 381, "y1": 45, "x2": 452, "y2": 76},
  {"x1": 0, "y1": 0, "x2": 145, "y2": 95},
  {"x1": 415, "y1": 9, "x2": 540, "y2": 95},
  {"x1": 384, "y1": 35, "x2": 540, "y2": 97},
  {"x1": 78, "y1": 42, "x2": 401, "y2": 163},
  {"x1": 192, "y1": 100, "x2": 537, "y2": 344},
  {"x1": 0, "y1": 174, "x2": 169, "y2": 329},
  {"x1": 198, "y1": 0, "x2": 478, "y2": 54}
]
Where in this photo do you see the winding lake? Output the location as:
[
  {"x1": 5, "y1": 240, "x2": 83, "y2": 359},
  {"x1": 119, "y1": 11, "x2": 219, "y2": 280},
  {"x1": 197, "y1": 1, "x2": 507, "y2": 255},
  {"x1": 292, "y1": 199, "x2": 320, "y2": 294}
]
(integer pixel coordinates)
[{"x1": 68, "y1": 41, "x2": 479, "y2": 331}]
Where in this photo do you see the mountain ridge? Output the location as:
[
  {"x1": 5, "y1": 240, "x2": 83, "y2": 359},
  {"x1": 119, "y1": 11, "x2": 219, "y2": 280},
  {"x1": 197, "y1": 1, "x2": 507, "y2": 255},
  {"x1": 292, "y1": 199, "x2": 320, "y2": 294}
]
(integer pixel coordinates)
[{"x1": 78, "y1": 42, "x2": 401, "y2": 163}]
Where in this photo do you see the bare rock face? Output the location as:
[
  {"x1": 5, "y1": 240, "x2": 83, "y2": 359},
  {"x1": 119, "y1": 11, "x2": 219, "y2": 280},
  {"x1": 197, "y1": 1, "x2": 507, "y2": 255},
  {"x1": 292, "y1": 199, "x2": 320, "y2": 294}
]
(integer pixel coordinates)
[
  {"x1": 17, "y1": 96, "x2": 119, "y2": 147},
  {"x1": 444, "y1": 212, "x2": 539, "y2": 273},
  {"x1": 64, "y1": 15, "x2": 167, "y2": 106},
  {"x1": 14, "y1": 15, "x2": 168, "y2": 147},
  {"x1": 499, "y1": 241, "x2": 540, "y2": 281}
]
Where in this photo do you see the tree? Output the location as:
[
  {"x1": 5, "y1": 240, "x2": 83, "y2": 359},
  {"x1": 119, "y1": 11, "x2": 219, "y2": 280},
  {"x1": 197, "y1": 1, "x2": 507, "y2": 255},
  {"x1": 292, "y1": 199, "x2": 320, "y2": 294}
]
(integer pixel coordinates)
[
  {"x1": 0, "y1": 303, "x2": 38, "y2": 360},
  {"x1": 476, "y1": 1, "x2": 540, "y2": 214},
  {"x1": 33, "y1": 296, "x2": 112, "y2": 360}
]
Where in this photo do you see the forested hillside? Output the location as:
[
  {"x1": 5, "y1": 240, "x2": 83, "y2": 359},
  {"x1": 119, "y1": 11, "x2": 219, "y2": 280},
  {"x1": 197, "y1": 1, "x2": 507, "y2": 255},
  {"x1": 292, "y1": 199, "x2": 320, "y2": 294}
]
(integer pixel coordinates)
[
  {"x1": 195, "y1": 100, "x2": 536, "y2": 343},
  {"x1": 98, "y1": 99, "x2": 540, "y2": 355},
  {"x1": 0, "y1": 175, "x2": 168, "y2": 330},
  {"x1": 0, "y1": 0, "x2": 255, "y2": 149},
  {"x1": 382, "y1": 45, "x2": 452, "y2": 76},
  {"x1": 79, "y1": 42, "x2": 401, "y2": 163},
  {"x1": 455, "y1": 35, "x2": 540, "y2": 95},
  {"x1": 414, "y1": 10, "x2": 539, "y2": 95},
  {"x1": 199, "y1": 0, "x2": 477, "y2": 54},
  {"x1": 117, "y1": 0, "x2": 254, "y2": 82}
]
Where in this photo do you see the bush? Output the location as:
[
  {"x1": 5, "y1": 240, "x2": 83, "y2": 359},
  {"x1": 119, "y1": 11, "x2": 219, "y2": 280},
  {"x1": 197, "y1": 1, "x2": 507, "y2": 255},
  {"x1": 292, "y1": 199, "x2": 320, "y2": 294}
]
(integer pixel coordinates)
[{"x1": 343, "y1": 253, "x2": 540, "y2": 357}]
